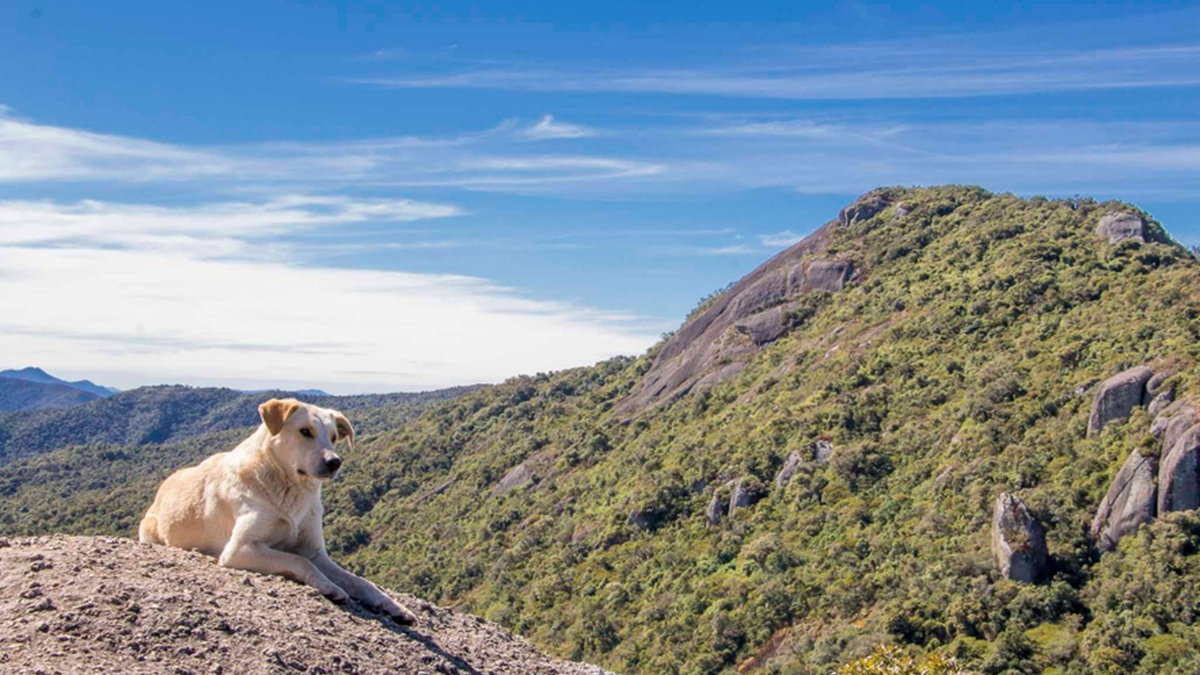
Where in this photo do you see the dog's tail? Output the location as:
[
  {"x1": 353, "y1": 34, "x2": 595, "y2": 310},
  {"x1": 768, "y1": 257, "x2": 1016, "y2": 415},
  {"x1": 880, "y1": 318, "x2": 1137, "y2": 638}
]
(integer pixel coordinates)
[{"x1": 138, "y1": 514, "x2": 162, "y2": 544}]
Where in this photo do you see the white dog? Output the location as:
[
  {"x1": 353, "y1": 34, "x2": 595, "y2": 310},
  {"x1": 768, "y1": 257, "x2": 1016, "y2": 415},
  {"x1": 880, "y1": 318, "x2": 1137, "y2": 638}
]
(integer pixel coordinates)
[{"x1": 139, "y1": 397, "x2": 415, "y2": 624}]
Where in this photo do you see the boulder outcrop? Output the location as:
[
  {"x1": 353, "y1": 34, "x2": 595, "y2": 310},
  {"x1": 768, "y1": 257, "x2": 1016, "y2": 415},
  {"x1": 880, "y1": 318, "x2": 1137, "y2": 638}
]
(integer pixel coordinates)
[
  {"x1": 1087, "y1": 366, "x2": 1154, "y2": 436},
  {"x1": 991, "y1": 493, "x2": 1048, "y2": 583},
  {"x1": 1159, "y1": 424, "x2": 1200, "y2": 514},
  {"x1": 1092, "y1": 450, "x2": 1159, "y2": 552},
  {"x1": 774, "y1": 450, "x2": 805, "y2": 489},
  {"x1": 1095, "y1": 211, "x2": 1148, "y2": 244}
]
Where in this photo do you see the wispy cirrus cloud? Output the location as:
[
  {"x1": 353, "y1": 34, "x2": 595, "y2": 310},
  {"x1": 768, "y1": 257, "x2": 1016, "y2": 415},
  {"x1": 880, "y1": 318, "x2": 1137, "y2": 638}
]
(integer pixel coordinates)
[
  {"x1": 758, "y1": 231, "x2": 805, "y2": 248},
  {"x1": 0, "y1": 112, "x2": 656, "y2": 193},
  {"x1": 523, "y1": 115, "x2": 597, "y2": 140},
  {"x1": 352, "y1": 43, "x2": 1200, "y2": 100}
]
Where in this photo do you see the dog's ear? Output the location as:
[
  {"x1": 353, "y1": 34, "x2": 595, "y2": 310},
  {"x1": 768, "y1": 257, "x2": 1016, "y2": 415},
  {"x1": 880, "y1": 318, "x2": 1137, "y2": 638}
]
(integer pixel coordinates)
[
  {"x1": 259, "y1": 398, "x2": 301, "y2": 436},
  {"x1": 333, "y1": 412, "x2": 355, "y2": 449}
]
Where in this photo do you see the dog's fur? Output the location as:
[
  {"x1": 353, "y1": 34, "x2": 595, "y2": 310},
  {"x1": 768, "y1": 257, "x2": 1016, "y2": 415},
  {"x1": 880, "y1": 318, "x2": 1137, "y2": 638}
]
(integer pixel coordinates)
[{"x1": 139, "y1": 398, "x2": 415, "y2": 624}]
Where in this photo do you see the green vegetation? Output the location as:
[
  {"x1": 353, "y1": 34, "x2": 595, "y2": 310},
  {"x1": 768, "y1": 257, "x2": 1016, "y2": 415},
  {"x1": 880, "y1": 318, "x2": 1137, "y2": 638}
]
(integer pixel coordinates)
[
  {"x1": 3, "y1": 187, "x2": 1200, "y2": 674},
  {"x1": 0, "y1": 384, "x2": 480, "y2": 462}
]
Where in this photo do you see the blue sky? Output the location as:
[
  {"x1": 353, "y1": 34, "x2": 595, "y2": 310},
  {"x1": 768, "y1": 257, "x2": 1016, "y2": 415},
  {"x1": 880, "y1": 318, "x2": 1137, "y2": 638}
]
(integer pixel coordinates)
[{"x1": 1, "y1": 1, "x2": 1197, "y2": 392}]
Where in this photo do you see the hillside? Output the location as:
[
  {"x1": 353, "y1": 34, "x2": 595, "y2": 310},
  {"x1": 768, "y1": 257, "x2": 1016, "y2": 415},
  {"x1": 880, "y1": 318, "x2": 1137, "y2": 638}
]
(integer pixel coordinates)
[
  {"x1": 0, "y1": 535, "x2": 612, "y2": 675},
  {"x1": 0, "y1": 383, "x2": 481, "y2": 462},
  {"x1": 318, "y1": 187, "x2": 1200, "y2": 674},
  {"x1": 5, "y1": 186, "x2": 1200, "y2": 674},
  {"x1": 0, "y1": 376, "x2": 99, "y2": 412},
  {"x1": 0, "y1": 386, "x2": 480, "y2": 537}
]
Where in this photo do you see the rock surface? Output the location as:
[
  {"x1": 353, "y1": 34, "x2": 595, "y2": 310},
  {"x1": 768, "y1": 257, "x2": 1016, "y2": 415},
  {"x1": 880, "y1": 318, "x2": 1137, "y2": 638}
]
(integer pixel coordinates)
[
  {"x1": 1087, "y1": 366, "x2": 1154, "y2": 436},
  {"x1": 774, "y1": 450, "x2": 805, "y2": 489},
  {"x1": 1095, "y1": 211, "x2": 1148, "y2": 244},
  {"x1": 1092, "y1": 451, "x2": 1159, "y2": 552},
  {"x1": 990, "y1": 493, "x2": 1048, "y2": 583},
  {"x1": 615, "y1": 191, "x2": 888, "y2": 416},
  {"x1": 1159, "y1": 424, "x2": 1200, "y2": 514},
  {"x1": 0, "y1": 536, "x2": 612, "y2": 675}
]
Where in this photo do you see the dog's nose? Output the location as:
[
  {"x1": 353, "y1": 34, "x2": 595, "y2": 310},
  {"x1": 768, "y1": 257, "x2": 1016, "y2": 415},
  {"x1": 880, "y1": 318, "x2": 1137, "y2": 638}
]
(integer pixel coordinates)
[{"x1": 325, "y1": 456, "x2": 343, "y2": 474}]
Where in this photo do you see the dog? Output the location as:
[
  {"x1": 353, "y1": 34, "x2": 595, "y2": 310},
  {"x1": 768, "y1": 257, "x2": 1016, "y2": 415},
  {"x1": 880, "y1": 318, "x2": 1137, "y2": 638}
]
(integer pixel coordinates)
[{"x1": 139, "y1": 397, "x2": 416, "y2": 624}]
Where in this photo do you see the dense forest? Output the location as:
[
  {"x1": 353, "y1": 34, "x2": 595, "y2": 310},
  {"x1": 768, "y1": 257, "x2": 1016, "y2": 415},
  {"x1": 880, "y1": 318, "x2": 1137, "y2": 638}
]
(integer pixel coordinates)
[{"x1": 4, "y1": 186, "x2": 1200, "y2": 675}]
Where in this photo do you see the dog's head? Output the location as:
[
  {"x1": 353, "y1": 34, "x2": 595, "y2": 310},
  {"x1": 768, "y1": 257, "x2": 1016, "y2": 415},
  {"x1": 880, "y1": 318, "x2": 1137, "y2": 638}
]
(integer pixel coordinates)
[{"x1": 258, "y1": 398, "x2": 355, "y2": 480}]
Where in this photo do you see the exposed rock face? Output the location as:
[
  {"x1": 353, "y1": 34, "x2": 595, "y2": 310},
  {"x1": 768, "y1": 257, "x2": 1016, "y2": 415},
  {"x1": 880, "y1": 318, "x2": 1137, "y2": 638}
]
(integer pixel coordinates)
[
  {"x1": 493, "y1": 461, "x2": 537, "y2": 496},
  {"x1": 706, "y1": 491, "x2": 724, "y2": 526},
  {"x1": 1087, "y1": 366, "x2": 1154, "y2": 436},
  {"x1": 1092, "y1": 451, "x2": 1159, "y2": 552},
  {"x1": 728, "y1": 478, "x2": 752, "y2": 514},
  {"x1": 838, "y1": 194, "x2": 889, "y2": 226},
  {"x1": 1095, "y1": 211, "x2": 1148, "y2": 244},
  {"x1": 813, "y1": 440, "x2": 834, "y2": 466},
  {"x1": 616, "y1": 191, "x2": 889, "y2": 416},
  {"x1": 1148, "y1": 389, "x2": 1175, "y2": 416},
  {"x1": 991, "y1": 493, "x2": 1048, "y2": 583},
  {"x1": 1153, "y1": 403, "x2": 1198, "y2": 453},
  {"x1": 774, "y1": 450, "x2": 805, "y2": 489},
  {"x1": 0, "y1": 536, "x2": 611, "y2": 675},
  {"x1": 1159, "y1": 424, "x2": 1200, "y2": 514}
]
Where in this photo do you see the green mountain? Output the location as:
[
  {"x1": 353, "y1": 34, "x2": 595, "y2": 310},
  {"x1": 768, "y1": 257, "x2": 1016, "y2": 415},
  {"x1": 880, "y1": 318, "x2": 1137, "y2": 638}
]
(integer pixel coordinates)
[{"x1": 4, "y1": 186, "x2": 1200, "y2": 674}]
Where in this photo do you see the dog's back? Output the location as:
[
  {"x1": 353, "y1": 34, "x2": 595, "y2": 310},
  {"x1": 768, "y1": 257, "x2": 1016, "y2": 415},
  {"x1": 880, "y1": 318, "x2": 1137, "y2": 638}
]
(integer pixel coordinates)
[{"x1": 139, "y1": 453, "x2": 234, "y2": 557}]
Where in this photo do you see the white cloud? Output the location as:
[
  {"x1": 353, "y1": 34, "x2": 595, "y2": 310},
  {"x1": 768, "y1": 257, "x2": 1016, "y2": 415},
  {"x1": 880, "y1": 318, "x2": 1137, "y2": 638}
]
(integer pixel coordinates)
[
  {"x1": 0, "y1": 113, "x2": 658, "y2": 193},
  {"x1": 0, "y1": 196, "x2": 462, "y2": 250},
  {"x1": 523, "y1": 115, "x2": 596, "y2": 140},
  {"x1": 355, "y1": 43, "x2": 1200, "y2": 100},
  {"x1": 0, "y1": 199, "x2": 658, "y2": 392},
  {"x1": 759, "y1": 231, "x2": 805, "y2": 247}
]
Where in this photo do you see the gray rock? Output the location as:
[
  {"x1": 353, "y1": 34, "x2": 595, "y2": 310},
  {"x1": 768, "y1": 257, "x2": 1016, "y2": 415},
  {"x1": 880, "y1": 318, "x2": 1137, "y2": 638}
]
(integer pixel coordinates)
[
  {"x1": 1146, "y1": 371, "x2": 1171, "y2": 396},
  {"x1": 1096, "y1": 211, "x2": 1147, "y2": 244},
  {"x1": 728, "y1": 478, "x2": 751, "y2": 515},
  {"x1": 492, "y1": 462, "x2": 536, "y2": 496},
  {"x1": 1152, "y1": 403, "x2": 1198, "y2": 453},
  {"x1": 774, "y1": 450, "x2": 805, "y2": 489},
  {"x1": 735, "y1": 306, "x2": 790, "y2": 346},
  {"x1": 1092, "y1": 451, "x2": 1159, "y2": 552},
  {"x1": 991, "y1": 493, "x2": 1048, "y2": 583},
  {"x1": 1159, "y1": 424, "x2": 1200, "y2": 514},
  {"x1": 893, "y1": 202, "x2": 910, "y2": 217},
  {"x1": 813, "y1": 440, "x2": 834, "y2": 466},
  {"x1": 1087, "y1": 366, "x2": 1154, "y2": 436},
  {"x1": 804, "y1": 260, "x2": 854, "y2": 292},
  {"x1": 838, "y1": 195, "x2": 889, "y2": 226},
  {"x1": 1147, "y1": 389, "x2": 1175, "y2": 416},
  {"x1": 1074, "y1": 379, "x2": 1099, "y2": 397},
  {"x1": 705, "y1": 491, "x2": 724, "y2": 526}
]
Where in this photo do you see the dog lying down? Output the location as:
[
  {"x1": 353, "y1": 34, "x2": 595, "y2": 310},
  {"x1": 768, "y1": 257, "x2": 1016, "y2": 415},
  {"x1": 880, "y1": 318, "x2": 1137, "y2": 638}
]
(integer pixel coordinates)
[{"x1": 139, "y1": 398, "x2": 416, "y2": 624}]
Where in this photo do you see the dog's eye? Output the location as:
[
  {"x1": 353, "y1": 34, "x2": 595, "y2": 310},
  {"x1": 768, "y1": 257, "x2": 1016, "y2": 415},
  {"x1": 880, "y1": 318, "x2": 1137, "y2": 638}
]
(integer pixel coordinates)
[{"x1": 299, "y1": 428, "x2": 313, "y2": 438}]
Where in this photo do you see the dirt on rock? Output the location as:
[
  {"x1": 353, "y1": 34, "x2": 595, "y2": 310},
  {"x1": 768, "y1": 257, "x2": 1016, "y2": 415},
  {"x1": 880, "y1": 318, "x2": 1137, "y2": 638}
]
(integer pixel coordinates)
[{"x1": 0, "y1": 536, "x2": 614, "y2": 675}]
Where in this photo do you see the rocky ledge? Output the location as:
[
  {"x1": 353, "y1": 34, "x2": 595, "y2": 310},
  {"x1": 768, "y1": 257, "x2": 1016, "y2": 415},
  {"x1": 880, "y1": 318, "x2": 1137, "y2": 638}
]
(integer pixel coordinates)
[{"x1": 0, "y1": 536, "x2": 613, "y2": 675}]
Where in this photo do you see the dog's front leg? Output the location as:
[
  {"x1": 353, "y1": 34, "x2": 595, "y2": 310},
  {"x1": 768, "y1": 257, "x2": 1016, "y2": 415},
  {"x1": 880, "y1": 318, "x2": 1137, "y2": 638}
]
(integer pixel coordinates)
[
  {"x1": 219, "y1": 515, "x2": 348, "y2": 603},
  {"x1": 312, "y1": 552, "x2": 417, "y2": 624}
]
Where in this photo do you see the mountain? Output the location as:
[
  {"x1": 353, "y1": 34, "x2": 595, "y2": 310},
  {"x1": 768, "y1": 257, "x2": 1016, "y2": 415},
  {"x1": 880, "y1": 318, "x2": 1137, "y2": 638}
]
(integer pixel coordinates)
[
  {"x1": 0, "y1": 535, "x2": 612, "y2": 675},
  {"x1": 4, "y1": 186, "x2": 1200, "y2": 674},
  {"x1": 0, "y1": 366, "x2": 119, "y2": 398},
  {"x1": 0, "y1": 383, "x2": 481, "y2": 462},
  {"x1": 0, "y1": 376, "x2": 100, "y2": 412}
]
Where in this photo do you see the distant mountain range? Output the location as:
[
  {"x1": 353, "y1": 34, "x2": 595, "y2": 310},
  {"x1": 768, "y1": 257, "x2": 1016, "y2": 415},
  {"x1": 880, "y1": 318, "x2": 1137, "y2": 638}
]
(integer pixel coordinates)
[
  {"x1": 0, "y1": 366, "x2": 343, "y2": 413},
  {"x1": 0, "y1": 367, "x2": 120, "y2": 411}
]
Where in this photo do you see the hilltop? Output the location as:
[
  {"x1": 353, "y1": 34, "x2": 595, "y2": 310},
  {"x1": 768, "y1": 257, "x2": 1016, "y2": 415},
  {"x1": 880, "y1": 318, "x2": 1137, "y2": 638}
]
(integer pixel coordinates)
[
  {"x1": 0, "y1": 535, "x2": 612, "y2": 675},
  {"x1": 4, "y1": 186, "x2": 1200, "y2": 674}
]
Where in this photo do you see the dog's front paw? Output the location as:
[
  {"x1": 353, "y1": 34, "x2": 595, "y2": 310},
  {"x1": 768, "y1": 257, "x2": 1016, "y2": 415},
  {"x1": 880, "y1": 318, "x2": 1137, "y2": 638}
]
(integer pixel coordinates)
[
  {"x1": 374, "y1": 597, "x2": 417, "y2": 626},
  {"x1": 322, "y1": 584, "x2": 349, "y2": 605}
]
